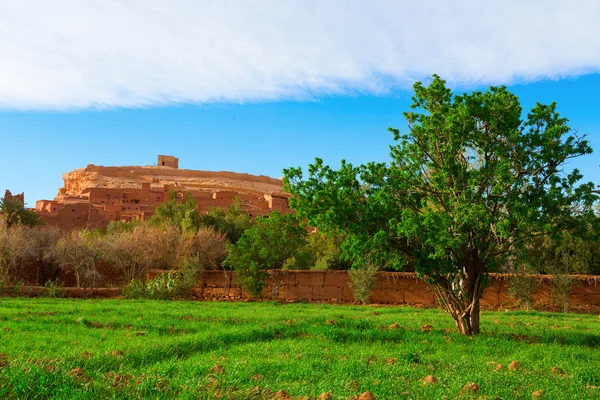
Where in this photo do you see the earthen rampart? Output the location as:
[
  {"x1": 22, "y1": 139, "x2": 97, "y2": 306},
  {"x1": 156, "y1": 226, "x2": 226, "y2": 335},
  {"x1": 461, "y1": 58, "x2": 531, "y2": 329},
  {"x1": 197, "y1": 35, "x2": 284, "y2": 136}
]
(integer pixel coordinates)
[{"x1": 8, "y1": 270, "x2": 600, "y2": 311}]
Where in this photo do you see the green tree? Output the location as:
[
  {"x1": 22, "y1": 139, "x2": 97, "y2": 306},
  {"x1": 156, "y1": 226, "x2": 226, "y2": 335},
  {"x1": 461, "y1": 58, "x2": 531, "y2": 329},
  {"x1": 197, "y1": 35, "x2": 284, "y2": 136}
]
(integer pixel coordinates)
[
  {"x1": 284, "y1": 75, "x2": 597, "y2": 335},
  {"x1": 0, "y1": 196, "x2": 42, "y2": 228},
  {"x1": 199, "y1": 197, "x2": 252, "y2": 243},
  {"x1": 292, "y1": 231, "x2": 352, "y2": 270},
  {"x1": 152, "y1": 192, "x2": 201, "y2": 233},
  {"x1": 223, "y1": 212, "x2": 307, "y2": 298}
]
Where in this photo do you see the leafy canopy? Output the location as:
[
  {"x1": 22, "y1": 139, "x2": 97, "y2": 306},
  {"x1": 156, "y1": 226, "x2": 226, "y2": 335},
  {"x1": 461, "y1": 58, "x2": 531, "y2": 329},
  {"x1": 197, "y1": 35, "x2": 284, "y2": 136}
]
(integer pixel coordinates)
[
  {"x1": 223, "y1": 212, "x2": 306, "y2": 298},
  {"x1": 151, "y1": 192, "x2": 201, "y2": 233},
  {"x1": 284, "y1": 75, "x2": 597, "y2": 334},
  {"x1": 0, "y1": 196, "x2": 43, "y2": 228}
]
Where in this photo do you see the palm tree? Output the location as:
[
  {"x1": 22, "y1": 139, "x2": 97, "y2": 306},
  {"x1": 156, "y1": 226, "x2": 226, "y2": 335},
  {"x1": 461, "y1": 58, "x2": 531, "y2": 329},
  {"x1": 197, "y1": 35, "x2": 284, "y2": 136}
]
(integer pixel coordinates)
[{"x1": 0, "y1": 197, "x2": 42, "y2": 228}]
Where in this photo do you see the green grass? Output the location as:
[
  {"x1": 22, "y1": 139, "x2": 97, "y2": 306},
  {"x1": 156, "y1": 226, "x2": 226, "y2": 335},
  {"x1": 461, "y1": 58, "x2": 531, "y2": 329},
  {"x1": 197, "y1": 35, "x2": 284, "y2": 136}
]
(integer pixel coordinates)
[{"x1": 0, "y1": 299, "x2": 599, "y2": 399}]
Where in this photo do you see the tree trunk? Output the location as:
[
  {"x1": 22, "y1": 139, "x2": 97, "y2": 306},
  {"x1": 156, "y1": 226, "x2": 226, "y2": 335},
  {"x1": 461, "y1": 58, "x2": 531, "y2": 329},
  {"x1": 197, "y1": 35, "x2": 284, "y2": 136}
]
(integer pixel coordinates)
[{"x1": 432, "y1": 260, "x2": 485, "y2": 336}]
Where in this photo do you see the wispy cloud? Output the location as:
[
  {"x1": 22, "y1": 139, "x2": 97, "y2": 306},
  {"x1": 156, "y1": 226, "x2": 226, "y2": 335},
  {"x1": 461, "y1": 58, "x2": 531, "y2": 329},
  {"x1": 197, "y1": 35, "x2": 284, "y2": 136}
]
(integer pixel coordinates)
[{"x1": 0, "y1": 0, "x2": 599, "y2": 110}]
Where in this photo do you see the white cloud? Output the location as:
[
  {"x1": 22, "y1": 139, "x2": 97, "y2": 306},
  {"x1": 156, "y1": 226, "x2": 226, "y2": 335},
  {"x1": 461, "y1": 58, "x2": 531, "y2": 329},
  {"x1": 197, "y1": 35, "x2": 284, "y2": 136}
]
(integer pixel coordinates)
[{"x1": 0, "y1": 0, "x2": 599, "y2": 109}]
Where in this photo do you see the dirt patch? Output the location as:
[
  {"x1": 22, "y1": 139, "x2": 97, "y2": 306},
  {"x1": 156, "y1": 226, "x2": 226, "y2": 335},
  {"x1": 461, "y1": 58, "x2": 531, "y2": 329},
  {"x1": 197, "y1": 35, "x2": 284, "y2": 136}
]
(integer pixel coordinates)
[
  {"x1": 210, "y1": 364, "x2": 225, "y2": 374},
  {"x1": 508, "y1": 360, "x2": 520, "y2": 371},
  {"x1": 357, "y1": 391, "x2": 375, "y2": 400},
  {"x1": 273, "y1": 389, "x2": 291, "y2": 399},
  {"x1": 0, "y1": 353, "x2": 10, "y2": 368},
  {"x1": 461, "y1": 382, "x2": 479, "y2": 394},
  {"x1": 111, "y1": 349, "x2": 124, "y2": 357}
]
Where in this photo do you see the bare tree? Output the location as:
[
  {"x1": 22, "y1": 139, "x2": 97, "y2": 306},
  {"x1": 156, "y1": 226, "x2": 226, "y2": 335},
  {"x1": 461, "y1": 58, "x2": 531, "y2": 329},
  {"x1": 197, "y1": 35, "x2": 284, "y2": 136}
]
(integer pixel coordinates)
[{"x1": 55, "y1": 231, "x2": 101, "y2": 290}]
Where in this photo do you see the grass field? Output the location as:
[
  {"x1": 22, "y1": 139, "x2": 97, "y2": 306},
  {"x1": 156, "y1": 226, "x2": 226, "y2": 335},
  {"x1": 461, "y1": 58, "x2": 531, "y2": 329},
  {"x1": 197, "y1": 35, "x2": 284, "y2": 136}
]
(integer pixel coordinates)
[{"x1": 0, "y1": 299, "x2": 599, "y2": 399}]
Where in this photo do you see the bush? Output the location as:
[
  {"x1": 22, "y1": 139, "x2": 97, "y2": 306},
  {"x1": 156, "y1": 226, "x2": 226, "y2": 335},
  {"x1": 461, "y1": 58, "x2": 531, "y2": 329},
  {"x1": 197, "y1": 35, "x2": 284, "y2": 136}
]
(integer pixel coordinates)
[
  {"x1": 224, "y1": 212, "x2": 307, "y2": 299},
  {"x1": 0, "y1": 224, "x2": 61, "y2": 285},
  {"x1": 43, "y1": 280, "x2": 65, "y2": 298},
  {"x1": 348, "y1": 263, "x2": 379, "y2": 304},
  {"x1": 551, "y1": 274, "x2": 574, "y2": 313},
  {"x1": 199, "y1": 198, "x2": 252, "y2": 243},
  {"x1": 102, "y1": 225, "x2": 180, "y2": 281},
  {"x1": 508, "y1": 271, "x2": 539, "y2": 310},
  {"x1": 122, "y1": 270, "x2": 191, "y2": 300},
  {"x1": 178, "y1": 228, "x2": 227, "y2": 271},
  {"x1": 55, "y1": 230, "x2": 101, "y2": 290}
]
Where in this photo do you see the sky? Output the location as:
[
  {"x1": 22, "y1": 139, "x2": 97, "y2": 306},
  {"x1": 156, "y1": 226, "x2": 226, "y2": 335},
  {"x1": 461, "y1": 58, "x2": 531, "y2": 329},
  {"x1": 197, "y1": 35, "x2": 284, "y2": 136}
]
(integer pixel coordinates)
[{"x1": 0, "y1": 1, "x2": 599, "y2": 205}]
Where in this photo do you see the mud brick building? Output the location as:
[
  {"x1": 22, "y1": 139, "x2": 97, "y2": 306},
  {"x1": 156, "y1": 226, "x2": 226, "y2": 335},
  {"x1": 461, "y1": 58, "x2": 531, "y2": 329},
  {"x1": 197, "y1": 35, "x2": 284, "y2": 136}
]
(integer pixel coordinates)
[{"x1": 28, "y1": 155, "x2": 291, "y2": 231}]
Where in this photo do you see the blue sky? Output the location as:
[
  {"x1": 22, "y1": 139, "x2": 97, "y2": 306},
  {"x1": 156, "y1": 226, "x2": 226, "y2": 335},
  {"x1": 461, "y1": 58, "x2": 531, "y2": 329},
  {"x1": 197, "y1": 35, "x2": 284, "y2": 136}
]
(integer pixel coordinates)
[
  {"x1": 0, "y1": 2, "x2": 599, "y2": 205},
  {"x1": 2, "y1": 74, "x2": 600, "y2": 205}
]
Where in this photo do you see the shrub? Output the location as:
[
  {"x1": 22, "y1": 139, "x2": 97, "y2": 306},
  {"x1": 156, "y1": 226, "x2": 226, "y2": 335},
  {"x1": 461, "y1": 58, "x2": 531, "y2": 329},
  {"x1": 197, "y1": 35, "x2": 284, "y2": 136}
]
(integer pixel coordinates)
[
  {"x1": 178, "y1": 228, "x2": 227, "y2": 271},
  {"x1": 296, "y1": 231, "x2": 352, "y2": 270},
  {"x1": 43, "y1": 280, "x2": 65, "y2": 298},
  {"x1": 551, "y1": 273, "x2": 574, "y2": 313},
  {"x1": 199, "y1": 198, "x2": 252, "y2": 243},
  {"x1": 102, "y1": 225, "x2": 180, "y2": 281},
  {"x1": 177, "y1": 227, "x2": 228, "y2": 290},
  {"x1": 508, "y1": 271, "x2": 539, "y2": 310},
  {"x1": 55, "y1": 230, "x2": 101, "y2": 290},
  {"x1": 224, "y1": 212, "x2": 307, "y2": 299},
  {"x1": 348, "y1": 263, "x2": 379, "y2": 304},
  {"x1": 152, "y1": 192, "x2": 201, "y2": 233},
  {"x1": 122, "y1": 270, "x2": 190, "y2": 300},
  {"x1": 0, "y1": 224, "x2": 61, "y2": 285}
]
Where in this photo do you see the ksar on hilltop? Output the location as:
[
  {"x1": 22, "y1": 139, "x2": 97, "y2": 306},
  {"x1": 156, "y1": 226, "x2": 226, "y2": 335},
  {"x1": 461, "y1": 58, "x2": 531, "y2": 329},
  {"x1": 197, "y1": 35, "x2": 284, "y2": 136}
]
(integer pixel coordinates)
[{"x1": 32, "y1": 155, "x2": 291, "y2": 231}]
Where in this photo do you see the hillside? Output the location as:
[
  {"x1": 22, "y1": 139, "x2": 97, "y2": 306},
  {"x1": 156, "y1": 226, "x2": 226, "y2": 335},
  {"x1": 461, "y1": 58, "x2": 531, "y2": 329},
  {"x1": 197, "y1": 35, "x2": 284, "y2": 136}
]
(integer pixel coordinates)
[{"x1": 56, "y1": 164, "x2": 288, "y2": 201}]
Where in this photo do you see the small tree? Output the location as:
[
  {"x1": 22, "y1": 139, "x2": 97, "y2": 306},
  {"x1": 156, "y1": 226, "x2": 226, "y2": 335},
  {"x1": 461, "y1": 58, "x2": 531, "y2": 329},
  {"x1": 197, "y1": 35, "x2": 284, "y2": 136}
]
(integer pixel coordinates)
[
  {"x1": 152, "y1": 192, "x2": 201, "y2": 233},
  {"x1": 223, "y1": 212, "x2": 307, "y2": 299},
  {"x1": 348, "y1": 263, "x2": 379, "y2": 304},
  {"x1": 178, "y1": 227, "x2": 228, "y2": 290},
  {"x1": 285, "y1": 75, "x2": 597, "y2": 335},
  {"x1": 102, "y1": 225, "x2": 179, "y2": 282},
  {"x1": 23, "y1": 226, "x2": 62, "y2": 285},
  {"x1": 199, "y1": 197, "x2": 252, "y2": 243},
  {"x1": 0, "y1": 196, "x2": 42, "y2": 228},
  {"x1": 0, "y1": 222, "x2": 25, "y2": 284},
  {"x1": 292, "y1": 231, "x2": 352, "y2": 270},
  {"x1": 55, "y1": 230, "x2": 101, "y2": 290}
]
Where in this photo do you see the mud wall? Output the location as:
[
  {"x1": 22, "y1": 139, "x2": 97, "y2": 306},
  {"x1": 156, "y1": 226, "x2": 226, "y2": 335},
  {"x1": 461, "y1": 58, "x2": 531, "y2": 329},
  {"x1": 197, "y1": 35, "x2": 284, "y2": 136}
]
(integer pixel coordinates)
[
  {"x1": 13, "y1": 268, "x2": 600, "y2": 309},
  {"x1": 198, "y1": 270, "x2": 600, "y2": 308}
]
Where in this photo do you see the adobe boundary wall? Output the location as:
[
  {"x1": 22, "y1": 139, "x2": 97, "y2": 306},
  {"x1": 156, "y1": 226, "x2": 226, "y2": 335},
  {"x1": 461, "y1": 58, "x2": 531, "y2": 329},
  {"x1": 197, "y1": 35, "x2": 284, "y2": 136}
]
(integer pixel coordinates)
[
  {"x1": 5, "y1": 271, "x2": 600, "y2": 310},
  {"x1": 197, "y1": 271, "x2": 600, "y2": 309}
]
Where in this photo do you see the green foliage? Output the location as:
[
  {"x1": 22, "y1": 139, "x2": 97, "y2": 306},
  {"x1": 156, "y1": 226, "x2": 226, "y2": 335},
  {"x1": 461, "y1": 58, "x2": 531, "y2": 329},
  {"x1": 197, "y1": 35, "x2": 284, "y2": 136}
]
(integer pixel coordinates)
[
  {"x1": 151, "y1": 192, "x2": 201, "y2": 233},
  {"x1": 42, "y1": 280, "x2": 65, "y2": 298},
  {"x1": 105, "y1": 219, "x2": 141, "y2": 235},
  {"x1": 0, "y1": 196, "x2": 43, "y2": 228},
  {"x1": 292, "y1": 231, "x2": 352, "y2": 270},
  {"x1": 508, "y1": 268, "x2": 539, "y2": 311},
  {"x1": 122, "y1": 270, "x2": 193, "y2": 300},
  {"x1": 199, "y1": 198, "x2": 252, "y2": 243},
  {"x1": 348, "y1": 263, "x2": 379, "y2": 304},
  {"x1": 224, "y1": 212, "x2": 307, "y2": 298},
  {"x1": 284, "y1": 75, "x2": 597, "y2": 334}
]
